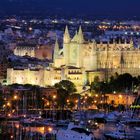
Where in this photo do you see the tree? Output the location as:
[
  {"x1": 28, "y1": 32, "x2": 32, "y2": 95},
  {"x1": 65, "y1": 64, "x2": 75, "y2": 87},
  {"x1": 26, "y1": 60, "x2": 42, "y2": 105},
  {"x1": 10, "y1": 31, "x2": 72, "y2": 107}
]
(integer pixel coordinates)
[
  {"x1": 54, "y1": 80, "x2": 77, "y2": 109},
  {"x1": 57, "y1": 88, "x2": 68, "y2": 109},
  {"x1": 55, "y1": 80, "x2": 77, "y2": 95},
  {"x1": 91, "y1": 73, "x2": 136, "y2": 93},
  {"x1": 91, "y1": 80, "x2": 101, "y2": 93},
  {"x1": 111, "y1": 73, "x2": 133, "y2": 92},
  {"x1": 0, "y1": 90, "x2": 4, "y2": 109}
]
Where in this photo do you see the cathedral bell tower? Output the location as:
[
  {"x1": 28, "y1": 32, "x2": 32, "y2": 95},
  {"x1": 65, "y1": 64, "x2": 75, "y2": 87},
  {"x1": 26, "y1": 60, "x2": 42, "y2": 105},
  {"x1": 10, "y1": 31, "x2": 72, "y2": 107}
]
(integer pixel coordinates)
[
  {"x1": 78, "y1": 26, "x2": 84, "y2": 44},
  {"x1": 63, "y1": 25, "x2": 71, "y2": 44},
  {"x1": 63, "y1": 26, "x2": 71, "y2": 66},
  {"x1": 54, "y1": 38, "x2": 59, "y2": 60},
  {"x1": 76, "y1": 26, "x2": 84, "y2": 67}
]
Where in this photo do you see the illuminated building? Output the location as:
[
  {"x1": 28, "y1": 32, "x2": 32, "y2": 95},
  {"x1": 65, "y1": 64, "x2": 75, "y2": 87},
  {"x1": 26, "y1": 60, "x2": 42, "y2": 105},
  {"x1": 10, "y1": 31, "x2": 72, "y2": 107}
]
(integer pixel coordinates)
[
  {"x1": 106, "y1": 93, "x2": 136, "y2": 106},
  {"x1": 14, "y1": 43, "x2": 36, "y2": 57},
  {"x1": 7, "y1": 26, "x2": 140, "y2": 91},
  {"x1": 14, "y1": 44, "x2": 53, "y2": 60},
  {"x1": 35, "y1": 45, "x2": 53, "y2": 60}
]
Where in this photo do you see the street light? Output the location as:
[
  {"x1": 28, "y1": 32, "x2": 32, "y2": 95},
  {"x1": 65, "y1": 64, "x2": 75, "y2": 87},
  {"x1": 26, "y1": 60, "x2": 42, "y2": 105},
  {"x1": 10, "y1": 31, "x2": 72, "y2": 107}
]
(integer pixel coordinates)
[
  {"x1": 14, "y1": 95, "x2": 18, "y2": 100},
  {"x1": 95, "y1": 94, "x2": 98, "y2": 97},
  {"x1": 67, "y1": 99, "x2": 69, "y2": 103},
  {"x1": 94, "y1": 100, "x2": 97, "y2": 103},
  {"x1": 13, "y1": 95, "x2": 19, "y2": 116},
  {"x1": 53, "y1": 95, "x2": 56, "y2": 100},
  {"x1": 52, "y1": 95, "x2": 57, "y2": 121},
  {"x1": 7, "y1": 102, "x2": 11, "y2": 107},
  {"x1": 119, "y1": 94, "x2": 122, "y2": 98},
  {"x1": 3, "y1": 104, "x2": 6, "y2": 108}
]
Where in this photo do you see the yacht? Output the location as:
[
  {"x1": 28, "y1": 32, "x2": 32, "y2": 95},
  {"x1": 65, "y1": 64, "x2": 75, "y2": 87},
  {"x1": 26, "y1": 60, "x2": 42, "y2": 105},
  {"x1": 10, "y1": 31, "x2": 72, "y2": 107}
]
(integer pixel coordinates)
[
  {"x1": 56, "y1": 122, "x2": 95, "y2": 140},
  {"x1": 120, "y1": 118, "x2": 140, "y2": 125},
  {"x1": 134, "y1": 127, "x2": 140, "y2": 131},
  {"x1": 104, "y1": 125, "x2": 135, "y2": 140}
]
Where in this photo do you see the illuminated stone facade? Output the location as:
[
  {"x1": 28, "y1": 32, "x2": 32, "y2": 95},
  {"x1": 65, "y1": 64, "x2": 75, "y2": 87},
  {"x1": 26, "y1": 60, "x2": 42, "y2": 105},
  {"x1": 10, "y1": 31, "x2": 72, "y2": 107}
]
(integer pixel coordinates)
[
  {"x1": 54, "y1": 26, "x2": 140, "y2": 79},
  {"x1": 14, "y1": 44, "x2": 35, "y2": 57},
  {"x1": 14, "y1": 44, "x2": 53, "y2": 60},
  {"x1": 7, "y1": 68, "x2": 54, "y2": 87},
  {"x1": 106, "y1": 93, "x2": 136, "y2": 106},
  {"x1": 7, "y1": 26, "x2": 140, "y2": 90},
  {"x1": 35, "y1": 45, "x2": 53, "y2": 60}
]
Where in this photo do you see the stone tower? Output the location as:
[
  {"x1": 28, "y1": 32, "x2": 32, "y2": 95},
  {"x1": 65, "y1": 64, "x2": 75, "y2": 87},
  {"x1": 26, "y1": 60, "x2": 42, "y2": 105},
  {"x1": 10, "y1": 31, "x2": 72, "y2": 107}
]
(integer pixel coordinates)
[
  {"x1": 63, "y1": 25, "x2": 71, "y2": 44},
  {"x1": 63, "y1": 26, "x2": 71, "y2": 65},
  {"x1": 54, "y1": 38, "x2": 59, "y2": 60},
  {"x1": 78, "y1": 26, "x2": 84, "y2": 44}
]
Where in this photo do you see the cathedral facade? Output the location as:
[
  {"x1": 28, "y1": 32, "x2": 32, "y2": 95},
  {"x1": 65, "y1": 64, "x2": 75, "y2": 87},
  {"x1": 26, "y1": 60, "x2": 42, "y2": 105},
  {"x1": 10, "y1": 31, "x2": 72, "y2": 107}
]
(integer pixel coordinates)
[
  {"x1": 7, "y1": 26, "x2": 140, "y2": 91},
  {"x1": 54, "y1": 26, "x2": 140, "y2": 82}
]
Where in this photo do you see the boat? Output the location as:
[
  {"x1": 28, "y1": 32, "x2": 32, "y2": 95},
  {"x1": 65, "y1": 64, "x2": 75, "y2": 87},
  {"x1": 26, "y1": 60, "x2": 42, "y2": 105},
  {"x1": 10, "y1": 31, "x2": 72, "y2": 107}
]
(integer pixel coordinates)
[
  {"x1": 134, "y1": 127, "x2": 140, "y2": 131},
  {"x1": 104, "y1": 111, "x2": 120, "y2": 123},
  {"x1": 120, "y1": 118, "x2": 140, "y2": 125},
  {"x1": 56, "y1": 122, "x2": 95, "y2": 140},
  {"x1": 56, "y1": 120, "x2": 69, "y2": 128},
  {"x1": 87, "y1": 120, "x2": 99, "y2": 130},
  {"x1": 92, "y1": 113, "x2": 107, "y2": 123},
  {"x1": 104, "y1": 125, "x2": 135, "y2": 140}
]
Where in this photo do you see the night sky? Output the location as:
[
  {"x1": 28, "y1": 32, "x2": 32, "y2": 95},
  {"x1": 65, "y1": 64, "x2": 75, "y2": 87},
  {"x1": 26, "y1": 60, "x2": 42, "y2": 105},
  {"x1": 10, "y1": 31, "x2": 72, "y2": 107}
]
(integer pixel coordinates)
[{"x1": 0, "y1": 0, "x2": 140, "y2": 19}]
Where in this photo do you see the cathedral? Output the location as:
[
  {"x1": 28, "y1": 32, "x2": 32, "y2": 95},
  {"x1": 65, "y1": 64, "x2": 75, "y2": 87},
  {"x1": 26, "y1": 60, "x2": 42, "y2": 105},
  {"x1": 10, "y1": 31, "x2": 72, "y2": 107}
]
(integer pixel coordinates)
[
  {"x1": 53, "y1": 26, "x2": 140, "y2": 88},
  {"x1": 7, "y1": 26, "x2": 140, "y2": 91}
]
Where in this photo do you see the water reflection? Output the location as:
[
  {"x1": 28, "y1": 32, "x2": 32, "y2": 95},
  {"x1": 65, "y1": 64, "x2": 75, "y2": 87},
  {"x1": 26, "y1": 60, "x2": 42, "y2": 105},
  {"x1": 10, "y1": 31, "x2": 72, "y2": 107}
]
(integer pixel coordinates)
[
  {"x1": 0, "y1": 121, "x2": 56, "y2": 140},
  {"x1": 0, "y1": 121, "x2": 140, "y2": 140}
]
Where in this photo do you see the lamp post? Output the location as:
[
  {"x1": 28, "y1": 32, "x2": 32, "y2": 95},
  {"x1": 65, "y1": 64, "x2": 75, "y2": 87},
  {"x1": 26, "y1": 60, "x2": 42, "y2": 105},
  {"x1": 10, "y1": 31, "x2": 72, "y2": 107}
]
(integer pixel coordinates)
[
  {"x1": 52, "y1": 95, "x2": 57, "y2": 121},
  {"x1": 6, "y1": 101, "x2": 11, "y2": 116},
  {"x1": 13, "y1": 95, "x2": 19, "y2": 116}
]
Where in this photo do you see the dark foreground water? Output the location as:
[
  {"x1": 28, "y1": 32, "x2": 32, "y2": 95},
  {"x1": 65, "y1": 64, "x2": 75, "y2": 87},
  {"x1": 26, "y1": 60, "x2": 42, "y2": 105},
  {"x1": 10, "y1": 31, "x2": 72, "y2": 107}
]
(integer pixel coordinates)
[
  {"x1": 0, "y1": 121, "x2": 56, "y2": 140},
  {"x1": 93, "y1": 123, "x2": 140, "y2": 140},
  {"x1": 0, "y1": 121, "x2": 140, "y2": 140}
]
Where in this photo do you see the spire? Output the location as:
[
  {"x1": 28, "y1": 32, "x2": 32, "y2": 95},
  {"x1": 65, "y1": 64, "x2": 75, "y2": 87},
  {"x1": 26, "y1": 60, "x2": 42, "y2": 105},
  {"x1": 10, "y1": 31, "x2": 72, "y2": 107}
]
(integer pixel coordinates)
[
  {"x1": 92, "y1": 39, "x2": 97, "y2": 51},
  {"x1": 119, "y1": 38, "x2": 121, "y2": 44},
  {"x1": 78, "y1": 25, "x2": 83, "y2": 35},
  {"x1": 113, "y1": 38, "x2": 116, "y2": 44},
  {"x1": 72, "y1": 30, "x2": 78, "y2": 42},
  {"x1": 124, "y1": 38, "x2": 127, "y2": 44},
  {"x1": 78, "y1": 26, "x2": 84, "y2": 43},
  {"x1": 100, "y1": 40, "x2": 103, "y2": 46},
  {"x1": 107, "y1": 40, "x2": 110, "y2": 45},
  {"x1": 130, "y1": 38, "x2": 133, "y2": 47},
  {"x1": 55, "y1": 38, "x2": 59, "y2": 51},
  {"x1": 64, "y1": 25, "x2": 69, "y2": 35},
  {"x1": 54, "y1": 37, "x2": 59, "y2": 59},
  {"x1": 63, "y1": 25, "x2": 71, "y2": 43}
]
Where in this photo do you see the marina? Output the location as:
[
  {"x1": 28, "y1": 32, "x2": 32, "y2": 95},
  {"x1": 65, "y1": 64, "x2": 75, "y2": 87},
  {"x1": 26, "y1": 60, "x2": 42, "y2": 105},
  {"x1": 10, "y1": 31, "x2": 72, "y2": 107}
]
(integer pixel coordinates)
[{"x1": 0, "y1": 110, "x2": 140, "y2": 140}]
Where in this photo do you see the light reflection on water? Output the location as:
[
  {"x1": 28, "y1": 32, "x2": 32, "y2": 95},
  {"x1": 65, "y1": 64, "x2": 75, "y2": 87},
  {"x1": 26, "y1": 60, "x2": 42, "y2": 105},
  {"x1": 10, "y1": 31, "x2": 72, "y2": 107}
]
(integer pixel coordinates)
[
  {"x1": 0, "y1": 121, "x2": 56, "y2": 140},
  {"x1": 0, "y1": 121, "x2": 140, "y2": 140}
]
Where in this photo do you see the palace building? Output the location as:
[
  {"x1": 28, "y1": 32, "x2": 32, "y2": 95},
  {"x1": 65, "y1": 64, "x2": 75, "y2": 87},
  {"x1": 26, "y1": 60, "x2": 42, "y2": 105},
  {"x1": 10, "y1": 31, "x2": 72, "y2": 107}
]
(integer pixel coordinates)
[
  {"x1": 14, "y1": 44, "x2": 53, "y2": 60},
  {"x1": 7, "y1": 26, "x2": 140, "y2": 91}
]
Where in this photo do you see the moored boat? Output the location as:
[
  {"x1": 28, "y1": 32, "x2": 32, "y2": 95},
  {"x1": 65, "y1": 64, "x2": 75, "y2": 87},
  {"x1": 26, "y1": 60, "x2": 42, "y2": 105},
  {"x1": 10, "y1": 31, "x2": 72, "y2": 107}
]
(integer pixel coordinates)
[
  {"x1": 104, "y1": 125, "x2": 135, "y2": 140},
  {"x1": 56, "y1": 122, "x2": 95, "y2": 140}
]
